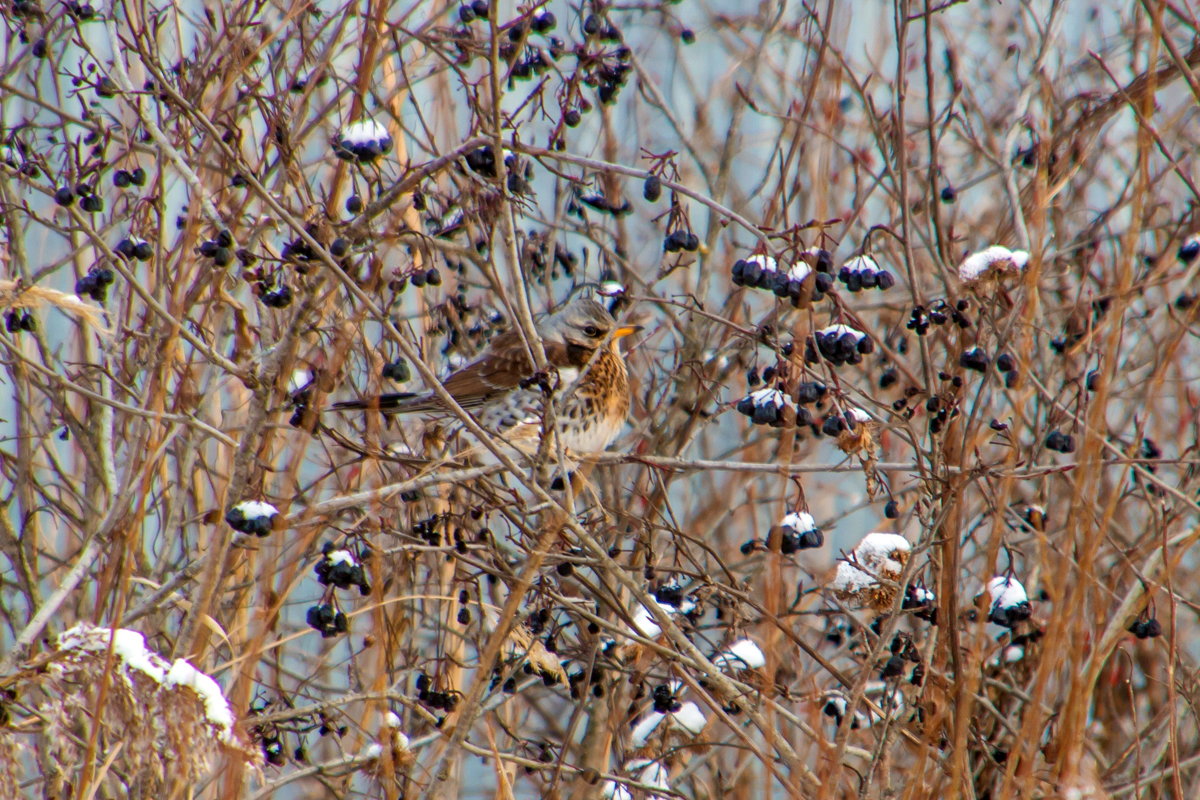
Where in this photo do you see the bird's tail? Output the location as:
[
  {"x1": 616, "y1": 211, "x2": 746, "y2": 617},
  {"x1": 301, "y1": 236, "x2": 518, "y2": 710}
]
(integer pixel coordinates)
[{"x1": 328, "y1": 392, "x2": 423, "y2": 413}]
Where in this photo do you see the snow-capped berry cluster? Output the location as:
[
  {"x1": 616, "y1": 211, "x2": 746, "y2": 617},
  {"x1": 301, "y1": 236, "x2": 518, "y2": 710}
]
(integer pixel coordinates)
[
  {"x1": 902, "y1": 583, "x2": 937, "y2": 621},
  {"x1": 837, "y1": 255, "x2": 894, "y2": 292},
  {"x1": 986, "y1": 576, "x2": 1033, "y2": 627},
  {"x1": 711, "y1": 638, "x2": 766, "y2": 671},
  {"x1": 731, "y1": 254, "x2": 830, "y2": 307},
  {"x1": 820, "y1": 682, "x2": 905, "y2": 730},
  {"x1": 597, "y1": 269, "x2": 624, "y2": 297},
  {"x1": 779, "y1": 510, "x2": 823, "y2": 552},
  {"x1": 225, "y1": 500, "x2": 278, "y2": 536},
  {"x1": 306, "y1": 602, "x2": 348, "y2": 638},
  {"x1": 603, "y1": 759, "x2": 670, "y2": 800},
  {"x1": 1178, "y1": 234, "x2": 1200, "y2": 263},
  {"x1": 332, "y1": 120, "x2": 393, "y2": 163},
  {"x1": 630, "y1": 682, "x2": 706, "y2": 747},
  {"x1": 805, "y1": 324, "x2": 874, "y2": 366},
  {"x1": 314, "y1": 543, "x2": 371, "y2": 596},
  {"x1": 958, "y1": 245, "x2": 1029, "y2": 285},
  {"x1": 820, "y1": 407, "x2": 870, "y2": 438},
  {"x1": 630, "y1": 591, "x2": 698, "y2": 639},
  {"x1": 831, "y1": 532, "x2": 911, "y2": 609},
  {"x1": 74, "y1": 265, "x2": 115, "y2": 301},
  {"x1": 735, "y1": 387, "x2": 792, "y2": 427}
]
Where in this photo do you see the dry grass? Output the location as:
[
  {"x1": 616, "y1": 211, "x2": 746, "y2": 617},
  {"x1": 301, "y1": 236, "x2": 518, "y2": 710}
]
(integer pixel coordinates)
[{"x1": 2, "y1": 1, "x2": 1200, "y2": 798}]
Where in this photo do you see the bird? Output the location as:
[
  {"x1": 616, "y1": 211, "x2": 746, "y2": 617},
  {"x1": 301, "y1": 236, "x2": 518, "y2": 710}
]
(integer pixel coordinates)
[{"x1": 330, "y1": 297, "x2": 640, "y2": 458}]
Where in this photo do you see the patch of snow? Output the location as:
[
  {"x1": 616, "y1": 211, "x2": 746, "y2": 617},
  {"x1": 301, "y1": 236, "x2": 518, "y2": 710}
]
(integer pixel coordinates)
[
  {"x1": 958, "y1": 245, "x2": 1029, "y2": 283},
  {"x1": 832, "y1": 533, "x2": 911, "y2": 595},
  {"x1": 987, "y1": 575, "x2": 1029, "y2": 609},
  {"x1": 232, "y1": 500, "x2": 278, "y2": 520},
  {"x1": 818, "y1": 323, "x2": 866, "y2": 341},
  {"x1": 712, "y1": 638, "x2": 766, "y2": 670}
]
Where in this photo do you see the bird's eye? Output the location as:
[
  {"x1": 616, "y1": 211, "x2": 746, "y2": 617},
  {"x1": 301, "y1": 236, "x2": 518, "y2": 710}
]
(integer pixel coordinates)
[{"x1": 582, "y1": 325, "x2": 601, "y2": 338}]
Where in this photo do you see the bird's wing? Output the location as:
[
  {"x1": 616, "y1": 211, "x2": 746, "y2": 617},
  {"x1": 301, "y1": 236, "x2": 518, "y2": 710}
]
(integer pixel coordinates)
[{"x1": 332, "y1": 332, "x2": 569, "y2": 414}]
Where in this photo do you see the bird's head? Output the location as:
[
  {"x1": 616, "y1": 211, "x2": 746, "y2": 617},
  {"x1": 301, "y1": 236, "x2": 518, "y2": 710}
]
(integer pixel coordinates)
[{"x1": 543, "y1": 297, "x2": 641, "y2": 351}]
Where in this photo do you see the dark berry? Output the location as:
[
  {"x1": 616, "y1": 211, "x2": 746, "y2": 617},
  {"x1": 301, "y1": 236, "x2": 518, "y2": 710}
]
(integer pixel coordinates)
[
  {"x1": 940, "y1": 186, "x2": 956, "y2": 203},
  {"x1": 346, "y1": 194, "x2": 363, "y2": 214},
  {"x1": 54, "y1": 186, "x2": 76, "y2": 206},
  {"x1": 643, "y1": 174, "x2": 662, "y2": 202},
  {"x1": 330, "y1": 238, "x2": 349, "y2": 257},
  {"x1": 680, "y1": 28, "x2": 695, "y2": 44}
]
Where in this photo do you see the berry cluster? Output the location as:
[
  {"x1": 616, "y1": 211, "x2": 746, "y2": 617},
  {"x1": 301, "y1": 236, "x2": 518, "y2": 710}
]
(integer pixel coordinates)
[
  {"x1": 414, "y1": 515, "x2": 441, "y2": 545},
  {"x1": 225, "y1": 500, "x2": 278, "y2": 536},
  {"x1": 959, "y1": 346, "x2": 989, "y2": 372},
  {"x1": 1178, "y1": 234, "x2": 1200, "y2": 263},
  {"x1": 879, "y1": 633, "x2": 921, "y2": 679},
  {"x1": 63, "y1": 1, "x2": 98, "y2": 18},
  {"x1": 837, "y1": 255, "x2": 895, "y2": 292},
  {"x1": 734, "y1": 387, "x2": 791, "y2": 427},
  {"x1": 1045, "y1": 430, "x2": 1076, "y2": 453},
  {"x1": 805, "y1": 324, "x2": 873, "y2": 366},
  {"x1": 464, "y1": 145, "x2": 510, "y2": 180},
  {"x1": 819, "y1": 407, "x2": 870, "y2": 437},
  {"x1": 778, "y1": 511, "x2": 823, "y2": 553},
  {"x1": 331, "y1": 120, "x2": 393, "y2": 163},
  {"x1": 74, "y1": 266, "x2": 115, "y2": 301},
  {"x1": 906, "y1": 298, "x2": 969, "y2": 335},
  {"x1": 256, "y1": 282, "x2": 293, "y2": 308},
  {"x1": 54, "y1": 183, "x2": 103, "y2": 212},
  {"x1": 305, "y1": 603, "x2": 348, "y2": 638},
  {"x1": 115, "y1": 237, "x2": 153, "y2": 261},
  {"x1": 409, "y1": 267, "x2": 443, "y2": 288},
  {"x1": 902, "y1": 584, "x2": 937, "y2": 621},
  {"x1": 663, "y1": 230, "x2": 700, "y2": 253},
  {"x1": 1127, "y1": 617, "x2": 1163, "y2": 639},
  {"x1": 650, "y1": 683, "x2": 682, "y2": 714},
  {"x1": 986, "y1": 576, "x2": 1033, "y2": 628},
  {"x1": 731, "y1": 254, "x2": 833, "y2": 307},
  {"x1": 416, "y1": 673, "x2": 460, "y2": 711},
  {"x1": 4, "y1": 310, "x2": 35, "y2": 333},
  {"x1": 198, "y1": 230, "x2": 235, "y2": 267},
  {"x1": 577, "y1": 191, "x2": 631, "y2": 216},
  {"x1": 111, "y1": 167, "x2": 146, "y2": 188},
  {"x1": 382, "y1": 359, "x2": 410, "y2": 381},
  {"x1": 314, "y1": 543, "x2": 371, "y2": 596},
  {"x1": 457, "y1": 0, "x2": 490, "y2": 21}
]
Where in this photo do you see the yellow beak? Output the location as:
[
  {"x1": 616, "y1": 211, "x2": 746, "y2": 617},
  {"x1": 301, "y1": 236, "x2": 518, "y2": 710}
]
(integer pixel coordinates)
[{"x1": 613, "y1": 325, "x2": 643, "y2": 340}]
